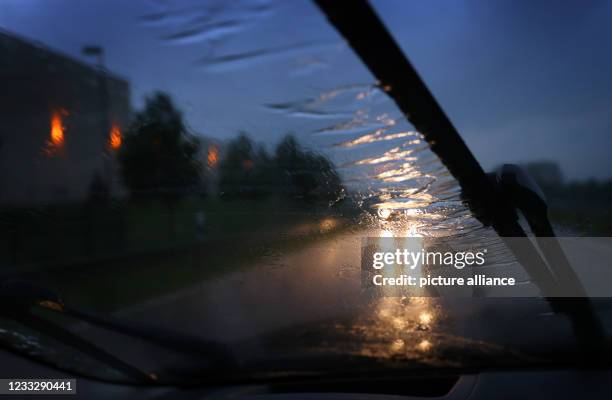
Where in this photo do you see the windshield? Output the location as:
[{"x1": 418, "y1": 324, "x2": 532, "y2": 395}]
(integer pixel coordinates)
[{"x1": 1, "y1": 0, "x2": 611, "y2": 384}]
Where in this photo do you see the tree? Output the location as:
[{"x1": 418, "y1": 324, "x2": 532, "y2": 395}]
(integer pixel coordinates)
[
  {"x1": 218, "y1": 133, "x2": 257, "y2": 198},
  {"x1": 251, "y1": 143, "x2": 278, "y2": 197},
  {"x1": 218, "y1": 133, "x2": 345, "y2": 204},
  {"x1": 275, "y1": 134, "x2": 344, "y2": 203},
  {"x1": 118, "y1": 92, "x2": 202, "y2": 202}
]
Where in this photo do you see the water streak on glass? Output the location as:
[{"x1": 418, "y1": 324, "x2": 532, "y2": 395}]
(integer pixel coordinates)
[{"x1": 0, "y1": 0, "x2": 552, "y2": 380}]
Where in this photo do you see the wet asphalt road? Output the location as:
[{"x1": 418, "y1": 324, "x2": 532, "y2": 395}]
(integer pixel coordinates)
[
  {"x1": 110, "y1": 230, "x2": 602, "y2": 356},
  {"x1": 100, "y1": 228, "x2": 612, "y2": 374}
]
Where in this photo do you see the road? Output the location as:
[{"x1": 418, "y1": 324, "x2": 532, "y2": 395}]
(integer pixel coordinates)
[
  {"x1": 108, "y1": 229, "x2": 608, "y2": 363},
  {"x1": 115, "y1": 232, "x2": 369, "y2": 342}
]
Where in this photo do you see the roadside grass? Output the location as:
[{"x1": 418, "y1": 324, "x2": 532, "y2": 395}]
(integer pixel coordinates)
[
  {"x1": 2, "y1": 196, "x2": 353, "y2": 313},
  {"x1": 549, "y1": 208, "x2": 612, "y2": 236}
]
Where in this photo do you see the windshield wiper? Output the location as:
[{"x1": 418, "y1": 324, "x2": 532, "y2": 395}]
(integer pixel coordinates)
[
  {"x1": 314, "y1": 0, "x2": 604, "y2": 358},
  {"x1": 0, "y1": 280, "x2": 235, "y2": 381}
]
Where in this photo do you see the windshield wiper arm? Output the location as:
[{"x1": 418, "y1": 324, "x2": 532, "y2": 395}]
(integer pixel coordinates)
[{"x1": 314, "y1": 0, "x2": 604, "y2": 357}]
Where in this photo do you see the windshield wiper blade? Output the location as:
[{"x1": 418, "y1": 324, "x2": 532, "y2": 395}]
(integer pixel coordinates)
[
  {"x1": 313, "y1": 0, "x2": 554, "y2": 285},
  {"x1": 313, "y1": 0, "x2": 604, "y2": 357}
]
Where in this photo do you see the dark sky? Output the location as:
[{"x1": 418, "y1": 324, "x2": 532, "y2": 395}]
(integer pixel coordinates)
[
  {"x1": 375, "y1": 0, "x2": 612, "y2": 181},
  {"x1": 1, "y1": 0, "x2": 611, "y2": 181}
]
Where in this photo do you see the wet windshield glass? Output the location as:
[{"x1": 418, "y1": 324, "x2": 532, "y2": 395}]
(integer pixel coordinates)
[{"x1": 1, "y1": 0, "x2": 611, "y2": 383}]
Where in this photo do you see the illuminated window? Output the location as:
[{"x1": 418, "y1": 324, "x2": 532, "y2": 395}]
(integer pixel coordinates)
[
  {"x1": 50, "y1": 109, "x2": 67, "y2": 146},
  {"x1": 45, "y1": 108, "x2": 68, "y2": 156},
  {"x1": 109, "y1": 123, "x2": 122, "y2": 150}
]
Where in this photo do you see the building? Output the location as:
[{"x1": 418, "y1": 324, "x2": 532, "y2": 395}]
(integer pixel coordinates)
[{"x1": 0, "y1": 30, "x2": 131, "y2": 205}]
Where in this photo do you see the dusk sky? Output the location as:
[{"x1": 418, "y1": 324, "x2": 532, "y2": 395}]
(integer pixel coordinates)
[{"x1": 1, "y1": 0, "x2": 611, "y2": 181}]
